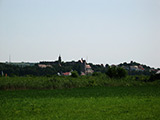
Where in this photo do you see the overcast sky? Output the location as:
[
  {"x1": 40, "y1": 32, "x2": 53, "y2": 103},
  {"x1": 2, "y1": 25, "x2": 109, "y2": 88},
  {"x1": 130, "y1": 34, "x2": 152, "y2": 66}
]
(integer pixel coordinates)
[{"x1": 0, "y1": 0, "x2": 160, "y2": 68}]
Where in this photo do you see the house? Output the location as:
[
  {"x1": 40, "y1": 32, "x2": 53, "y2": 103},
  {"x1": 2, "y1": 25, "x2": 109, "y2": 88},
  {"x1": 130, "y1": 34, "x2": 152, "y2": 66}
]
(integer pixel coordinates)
[
  {"x1": 130, "y1": 65, "x2": 144, "y2": 71},
  {"x1": 38, "y1": 64, "x2": 52, "y2": 68},
  {"x1": 156, "y1": 70, "x2": 160, "y2": 74},
  {"x1": 130, "y1": 66, "x2": 139, "y2": 71},
  {"x1": 138, "y1": 65, "x2": 145, "y2": 71},
  {"x1": 62, "y1": 72, "x2": 72, "y2": 76},
  {"x1": 81, "y1": 72, "x2": 85, "y2": 76},
  {"x1": 85, "y1": 64, "x2": 94, "y2": 75},
  {"x1": 79, "y1": 58, "x2": 94, "y2": 75}
]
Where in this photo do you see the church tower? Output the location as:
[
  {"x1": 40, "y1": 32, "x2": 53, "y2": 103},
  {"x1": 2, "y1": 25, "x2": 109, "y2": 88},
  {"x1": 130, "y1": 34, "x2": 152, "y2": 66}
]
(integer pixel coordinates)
[{"x1": 58, "y1": 55, "x2": 62, "y2": 63}]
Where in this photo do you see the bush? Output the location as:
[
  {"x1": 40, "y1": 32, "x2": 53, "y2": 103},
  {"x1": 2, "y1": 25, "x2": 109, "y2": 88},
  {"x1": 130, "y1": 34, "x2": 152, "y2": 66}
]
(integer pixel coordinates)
[
  {"x1": 92, "y1": 72, "x2": 103, "y2": 77},
  {"x1": 149, "y1": 74, "x2": 160, "y2": 82},
  {"x1": 117, "y1": 67, "x2": 127, "y2": 78},
  {"x1": 71, "y1": 71, "x2": 79, "y2": 78},
  {"x1": 106, "y1": 66, "x2": 127, "y2": 78}
]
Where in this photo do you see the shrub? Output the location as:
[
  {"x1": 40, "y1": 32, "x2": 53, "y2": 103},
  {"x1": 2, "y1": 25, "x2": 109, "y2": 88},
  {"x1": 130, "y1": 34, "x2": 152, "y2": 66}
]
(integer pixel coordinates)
[
  {"x1": 106, "y1": 66, "x2": 117, "y2": 78},
  {"x1": 106, "y1": 66, "x2": 127, "y2": 78},
  {"x1": 71, "y1": 71, "x2": 79, "y2": 78},
  {"x1": 92, "y1": 72, "x2": 102, "y2": 77},
  {"x1": 117, "y1": 67, "x2": 127, "y2": 78},
  {"x1": 149, "y1": 74, "x2": 160, "y2": 82}
]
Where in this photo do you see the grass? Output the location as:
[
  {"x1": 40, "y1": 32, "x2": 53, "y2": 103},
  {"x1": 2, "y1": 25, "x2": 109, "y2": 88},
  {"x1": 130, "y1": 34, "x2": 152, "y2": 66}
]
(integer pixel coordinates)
[{"x1": 1, "y1": 86, "x2": 160, "y2": 120}]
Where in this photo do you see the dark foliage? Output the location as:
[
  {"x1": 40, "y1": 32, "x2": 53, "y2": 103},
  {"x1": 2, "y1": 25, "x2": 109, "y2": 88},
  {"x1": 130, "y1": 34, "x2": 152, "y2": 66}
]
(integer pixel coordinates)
[
  {"x1": 0, "y1": 60, "x2": 158, "y2": 77},
  {"x1": 71, "y1": 71, "x2": 79, "y2": 78},
  {"x1": 149, "y1": 74, "x2": 160, "y2": 82},
  {"x1": 106, "y1": 66, "x2": 127, "y2": 78}
]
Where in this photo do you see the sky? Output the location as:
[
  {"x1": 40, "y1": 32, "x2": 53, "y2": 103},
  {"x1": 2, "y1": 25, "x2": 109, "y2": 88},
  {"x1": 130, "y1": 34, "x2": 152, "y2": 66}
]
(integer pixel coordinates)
[{"x1": 0, "y1": 0, "x2": 160, "y2": 68}]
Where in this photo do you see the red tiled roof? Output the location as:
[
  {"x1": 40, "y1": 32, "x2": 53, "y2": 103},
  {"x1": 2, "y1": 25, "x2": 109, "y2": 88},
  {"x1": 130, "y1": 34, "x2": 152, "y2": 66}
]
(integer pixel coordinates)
[
  {"x1": 62, "y1": 72, "x2": 71, "y2": 76},
  {"x1": 86, "y1": 65, "x2": 91, "y2": 69}
]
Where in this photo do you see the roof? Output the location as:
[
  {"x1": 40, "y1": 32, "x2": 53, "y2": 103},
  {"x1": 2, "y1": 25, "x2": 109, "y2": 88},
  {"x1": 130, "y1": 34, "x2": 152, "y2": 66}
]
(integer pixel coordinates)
[
  {"x1": 38, "y1": 64, "x2": 52, "y2": 68},
  {"x1": 62, "y1": 72, "x2": 71, "y2": 76},
  {"x1": 86, "y1": 65, "x2": 91, "y2": 69},
  {"x1": 81, "y1": 72, "x2": 85, "y2": 75},
  {"x1": 156, "y1": 70, "x2": 160, "y2": 74}
]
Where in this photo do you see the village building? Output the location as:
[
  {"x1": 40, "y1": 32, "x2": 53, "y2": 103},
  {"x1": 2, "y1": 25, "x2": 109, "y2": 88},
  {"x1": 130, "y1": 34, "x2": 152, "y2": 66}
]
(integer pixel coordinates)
[
  {"x1": 62, "y1": 72, "x2": 72, "y2": 76},
  {"x1": 85, "y1": 64, "x2": 94, "y2": 75},
  {"x1": 38, "y1": 64, "x2": 52, "y2": 68},
  {"x1": 130, "y1": 65, "x2": 144, "y2": 71},
  {"x1": 156, "y1": 70, "x2": 160, "y2": 74},
  {"x1": 79, "y1": 58, "x2": 94, "y2": 75}
]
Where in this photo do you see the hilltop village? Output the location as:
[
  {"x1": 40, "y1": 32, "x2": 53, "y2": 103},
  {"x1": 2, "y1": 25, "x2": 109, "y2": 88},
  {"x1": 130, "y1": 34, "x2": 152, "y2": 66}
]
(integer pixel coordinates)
[
  {"x1": 0, "y1": 55, "x2": 159, "y2": 77},
  {"x1": 38, "y1": 56, "x2": 94, "y2": 76}
]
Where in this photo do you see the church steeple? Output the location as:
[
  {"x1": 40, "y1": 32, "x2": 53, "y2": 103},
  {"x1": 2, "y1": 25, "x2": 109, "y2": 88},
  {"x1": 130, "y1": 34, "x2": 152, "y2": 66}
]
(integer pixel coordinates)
[{"x1": 58, "y1": 55, "x2": 62, "y2": 63}]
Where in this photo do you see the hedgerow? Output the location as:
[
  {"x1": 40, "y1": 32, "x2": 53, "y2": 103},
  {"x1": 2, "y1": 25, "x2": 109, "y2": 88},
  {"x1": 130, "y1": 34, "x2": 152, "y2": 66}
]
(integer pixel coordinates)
[{"x1": 0, "y1": 74, "x2": 157, "y2": 90}]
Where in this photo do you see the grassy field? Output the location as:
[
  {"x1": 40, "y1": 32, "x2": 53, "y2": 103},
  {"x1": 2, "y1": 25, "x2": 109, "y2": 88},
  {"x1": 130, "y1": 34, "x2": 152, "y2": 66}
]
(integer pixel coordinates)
[{"x1": 1, "y1": 86, "x2": 160, "y2": 120}]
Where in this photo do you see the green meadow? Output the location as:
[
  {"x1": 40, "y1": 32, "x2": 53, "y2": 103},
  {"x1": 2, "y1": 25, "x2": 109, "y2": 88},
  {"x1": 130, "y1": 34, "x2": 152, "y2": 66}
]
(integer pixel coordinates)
[{"x1": 1, "y1": 86, "x2": 160, "y2": 120}]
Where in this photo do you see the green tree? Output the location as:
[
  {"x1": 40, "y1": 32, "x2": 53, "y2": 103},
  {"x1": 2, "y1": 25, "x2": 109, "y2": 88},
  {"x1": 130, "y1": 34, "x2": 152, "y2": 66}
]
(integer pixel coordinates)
[
  {"x1": 106, "y1": 66, "x2": 127, "y2": 78},
  {"x1": 71, "y1": 71, "x2": 79, "y2": 78},
  {"x1": 117, "y1": 67, "x2": 127, "y2": 78}
]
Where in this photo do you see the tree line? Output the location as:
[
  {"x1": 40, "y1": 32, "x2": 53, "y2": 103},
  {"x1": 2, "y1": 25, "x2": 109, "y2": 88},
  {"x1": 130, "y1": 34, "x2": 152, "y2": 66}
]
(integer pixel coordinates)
[{"x1": 0, "y1": 61, "x2": 157, "y2": 77}]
